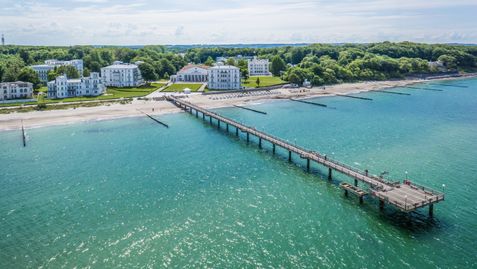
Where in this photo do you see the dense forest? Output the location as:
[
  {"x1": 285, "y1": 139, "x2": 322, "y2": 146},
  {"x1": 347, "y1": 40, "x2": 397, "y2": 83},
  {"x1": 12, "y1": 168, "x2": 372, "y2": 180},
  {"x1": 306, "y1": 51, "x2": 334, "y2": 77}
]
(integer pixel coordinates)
[{"x1": 1, "y1": 42, "x2": 476, "y2": 88}]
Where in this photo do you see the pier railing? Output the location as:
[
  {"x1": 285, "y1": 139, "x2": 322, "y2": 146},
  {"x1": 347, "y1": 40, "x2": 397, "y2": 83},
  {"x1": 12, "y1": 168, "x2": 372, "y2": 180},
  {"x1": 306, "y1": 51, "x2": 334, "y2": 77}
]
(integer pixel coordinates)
[{"x1": 167, "y1": 96, "x2": 445, "y2": 214}]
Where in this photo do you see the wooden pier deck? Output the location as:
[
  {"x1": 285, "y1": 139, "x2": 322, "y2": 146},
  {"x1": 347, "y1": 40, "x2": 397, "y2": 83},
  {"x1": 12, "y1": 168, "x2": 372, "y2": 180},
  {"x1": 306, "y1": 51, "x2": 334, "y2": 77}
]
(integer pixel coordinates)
[{"x1": 167, "y1": 96, "x2": 445, "y2": 215}]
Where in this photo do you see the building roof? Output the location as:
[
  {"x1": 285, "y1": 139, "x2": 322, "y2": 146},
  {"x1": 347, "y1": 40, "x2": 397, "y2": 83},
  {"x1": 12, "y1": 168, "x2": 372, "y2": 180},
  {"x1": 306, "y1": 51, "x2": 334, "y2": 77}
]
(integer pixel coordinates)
[
  {"x1": 210, "y1": 64, "x2": 239, "y2": 70},
  {"x1": 102, "y1": 64, "x2": 139, "y2": 69},
  {"x1": 178, "y1": 64, "x2": 210, "y2": 73},
  {"x1": 31, "y1": 64, "x2": 54, "y2": 68},
  {"x1": 0, "y1": 81, "x2": 33, "y2": 86}
]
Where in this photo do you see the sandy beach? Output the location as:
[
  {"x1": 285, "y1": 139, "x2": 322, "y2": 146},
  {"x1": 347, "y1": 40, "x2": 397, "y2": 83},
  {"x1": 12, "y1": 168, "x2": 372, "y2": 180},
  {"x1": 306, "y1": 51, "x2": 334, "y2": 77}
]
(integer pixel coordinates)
[{"x1": 0, "y1": 76, "x2": 473, "y2": 132}]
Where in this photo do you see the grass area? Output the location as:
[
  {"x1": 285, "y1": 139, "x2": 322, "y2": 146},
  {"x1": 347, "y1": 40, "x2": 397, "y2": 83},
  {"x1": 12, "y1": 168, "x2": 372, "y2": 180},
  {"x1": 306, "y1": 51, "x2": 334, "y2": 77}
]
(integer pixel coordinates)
[
  {"x1": 150, "y1": 82, "x2": 166, "y2": 88},
  {"x1": 162, "y1": 83, "x2": 203, "y2": 92},
  {"x1": 242, "y1": 76, "x2": 286, "y2": 88},
  {"x1": 0, "y1": 84, "x2": 163, "y2": 107}
]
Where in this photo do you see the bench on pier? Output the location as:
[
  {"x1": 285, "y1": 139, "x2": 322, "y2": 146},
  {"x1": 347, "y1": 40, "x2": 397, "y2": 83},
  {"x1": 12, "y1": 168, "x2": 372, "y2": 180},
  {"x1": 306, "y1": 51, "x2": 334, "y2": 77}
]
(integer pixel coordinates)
[{"x1": 340, "y1": 182, "x2": 368, "y2": 197}]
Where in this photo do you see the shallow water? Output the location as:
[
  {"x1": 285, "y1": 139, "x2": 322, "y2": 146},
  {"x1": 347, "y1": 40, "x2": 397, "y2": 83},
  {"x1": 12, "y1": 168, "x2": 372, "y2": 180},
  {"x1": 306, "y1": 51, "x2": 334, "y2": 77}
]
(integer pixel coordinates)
[{"x1": 1, "y1": 78, "x2": 476, "y2": 268}]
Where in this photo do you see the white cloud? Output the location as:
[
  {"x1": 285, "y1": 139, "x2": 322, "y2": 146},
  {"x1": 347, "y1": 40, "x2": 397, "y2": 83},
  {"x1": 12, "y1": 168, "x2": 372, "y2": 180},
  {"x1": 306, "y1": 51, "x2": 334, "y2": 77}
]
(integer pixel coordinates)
[{"x1": 0, "y1": 0, "x2": 476, "y2": 45}]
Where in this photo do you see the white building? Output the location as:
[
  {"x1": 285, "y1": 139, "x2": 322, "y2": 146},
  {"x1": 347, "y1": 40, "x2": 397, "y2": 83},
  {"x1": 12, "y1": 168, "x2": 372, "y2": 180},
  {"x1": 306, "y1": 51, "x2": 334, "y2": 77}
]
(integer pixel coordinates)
[
  {"x1": 207, "y1": 64, "x2": 241, "y2": 90},
  {"x1": 0, "y1": 81, "x2": 33, "y2": 101},
  {"x1": 248, "y1": 57, "x2": 271, "y2": 76},
  {"x1": 31, "y1": 59, "x2": 84, "y2": 82},
  {"x1": 47, "y1": 72, "x2": 105, "y2": 99},
  {"x1": 100, "y1": 62, "x2": 144, "y2": 87},
  {"x1": 171, "y1": 64, "x2": 209, "y2": 83}
]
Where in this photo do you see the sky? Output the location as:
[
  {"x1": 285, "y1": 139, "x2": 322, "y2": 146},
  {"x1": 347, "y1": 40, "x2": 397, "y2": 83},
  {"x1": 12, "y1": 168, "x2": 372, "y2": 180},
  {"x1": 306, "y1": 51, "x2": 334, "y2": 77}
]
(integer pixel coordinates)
[{"x1": 1, "y1": 0, "x2": 476, "y2": 45}]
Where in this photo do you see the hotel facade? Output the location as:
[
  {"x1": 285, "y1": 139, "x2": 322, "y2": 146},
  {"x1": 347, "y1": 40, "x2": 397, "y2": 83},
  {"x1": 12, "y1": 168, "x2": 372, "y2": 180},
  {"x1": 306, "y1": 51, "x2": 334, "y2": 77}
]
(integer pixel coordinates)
[
  {"x1": 0, "y1": 81, "x2": 33, "y2": 100},
  {"x1": 31, "y1": 59, "x2": 84, "y2": 82},
  {"x1": 171, "y1": 64, "x2": 209, "y2": 83},
  {"x1": 100, "y1": 61, "x2": 144, "y2": 87},
  {"x1": 47, "y1": 72, "x2": 105, "y2": 99},
  {"x1": 207, "y1": 64, "x2": 241, "y2": 90},
  {"x1": 248, "y1": 57, "x2": 271, "y2": 76}
]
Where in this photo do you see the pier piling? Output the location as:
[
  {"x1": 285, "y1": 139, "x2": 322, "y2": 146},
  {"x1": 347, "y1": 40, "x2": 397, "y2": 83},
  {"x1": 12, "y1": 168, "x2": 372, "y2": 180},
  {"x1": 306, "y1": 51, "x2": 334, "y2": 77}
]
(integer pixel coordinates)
[{"x1": 166, "y1": 96, "x2": 445, "y2": 217}]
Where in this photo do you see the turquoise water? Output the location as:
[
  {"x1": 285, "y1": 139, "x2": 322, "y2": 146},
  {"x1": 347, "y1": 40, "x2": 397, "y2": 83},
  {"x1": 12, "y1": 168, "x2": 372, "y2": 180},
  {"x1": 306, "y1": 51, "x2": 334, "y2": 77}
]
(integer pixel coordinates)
[{"x1": 1, "y1": 78, "x2": 476, "y2": 268}]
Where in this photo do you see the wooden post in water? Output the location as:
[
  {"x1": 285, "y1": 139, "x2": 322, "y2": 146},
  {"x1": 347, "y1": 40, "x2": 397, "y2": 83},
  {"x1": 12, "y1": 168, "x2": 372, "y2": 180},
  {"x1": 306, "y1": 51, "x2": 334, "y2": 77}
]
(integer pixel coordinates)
[
  {"x1": 354, "y1": 179, "x2": 358, "y2": 187},
  {"x1": 246, "y1": 132, "x2": 249, "y2": 143},
  {"x1": 272, "y1": 144, "x2": 276, "y2": 154},
  {"x1": 195, "y1": 110, "x2": 198, "y2": 117},
  {"x1": 288, "y1": 151, "x2": 292, "y2": 162},
  {"x1": 218, "y1": 120, "x2": 221, "y2": 129},
  {"x1": 236, "y1": 127, "x2": 239, "y2": 136},
  {"x1": 359, "y1": 196, "x2": 364, "y2": 204},
  {"x1": 21, "y1": 120, "x2": 26, "y2": 147},
  {"x1": 259, "y1": 138, "x2": 262, "y2": 149},
  {"x1": 203, "y1": 113, "x2": 205, "y2": 120},
  {"x1": 344, "y1": 189, "x2": 348, "y2": 197},
  {"x1": 226, "y1": 124, "x2": 229, "y2": 132},
  {"x1": 328, "y1": 168, "x2": 332, "y2": 180},
  {"x1": 210, "y1": 116, "x2": 212, "y2": 124},
  {"x1": 307, "y1": 159, "x2": 310, "y2": 172},
  {"x1": 379, "y1": 200, "x2": 385, "y2": 210},
  {"x1": 429, "y1": 204, "x2": 434, "y2": 217}
]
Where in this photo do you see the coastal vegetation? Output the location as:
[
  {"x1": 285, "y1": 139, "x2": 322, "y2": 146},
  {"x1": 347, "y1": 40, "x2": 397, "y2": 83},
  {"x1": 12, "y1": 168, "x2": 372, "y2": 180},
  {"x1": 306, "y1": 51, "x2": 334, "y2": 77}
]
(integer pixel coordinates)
[{"x1": 1, "y1": 42, "x2": 476, "y2": 89}]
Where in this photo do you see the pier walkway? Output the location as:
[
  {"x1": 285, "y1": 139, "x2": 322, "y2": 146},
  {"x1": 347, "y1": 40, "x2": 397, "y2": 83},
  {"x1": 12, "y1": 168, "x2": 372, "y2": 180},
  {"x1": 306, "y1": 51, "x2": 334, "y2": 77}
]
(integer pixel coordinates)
[{"x1": 167, "y1": 96, "x2": 444, "y2": 215}]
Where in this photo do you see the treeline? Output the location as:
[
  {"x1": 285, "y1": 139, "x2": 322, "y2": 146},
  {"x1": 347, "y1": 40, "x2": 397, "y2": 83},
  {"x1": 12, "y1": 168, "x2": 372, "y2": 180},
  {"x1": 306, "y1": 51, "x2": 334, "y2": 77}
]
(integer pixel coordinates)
[
  {"x1": 0, "y1": 45, "x2": 187, "y2": 87},
  {"x1": 183, "y1": 42, "x2": 477, "y2": 85},
  {"x1": 1, "y1": 42, "x2": 476, "y2": 88}
]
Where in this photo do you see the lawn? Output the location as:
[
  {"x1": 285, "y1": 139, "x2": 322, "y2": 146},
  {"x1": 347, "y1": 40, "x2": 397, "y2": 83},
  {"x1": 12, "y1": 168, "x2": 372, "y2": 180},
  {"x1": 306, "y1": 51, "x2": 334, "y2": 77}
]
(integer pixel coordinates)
[
  {"x1": 242, "y1": 76, "x2": 286, "y2": 88},
  {"x1": 162, "y1": 83, "x2": 203, "y2": 92},
  {"x1": 0, "y1": 84, "x2": 163, "y2": 107}
]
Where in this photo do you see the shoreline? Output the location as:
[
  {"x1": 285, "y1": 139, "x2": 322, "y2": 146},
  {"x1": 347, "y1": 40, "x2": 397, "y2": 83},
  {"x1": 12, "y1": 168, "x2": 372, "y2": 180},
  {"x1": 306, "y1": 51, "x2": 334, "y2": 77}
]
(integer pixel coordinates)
[{"x1": 0, "y1": 75, "x2": 475, "y2": 132}]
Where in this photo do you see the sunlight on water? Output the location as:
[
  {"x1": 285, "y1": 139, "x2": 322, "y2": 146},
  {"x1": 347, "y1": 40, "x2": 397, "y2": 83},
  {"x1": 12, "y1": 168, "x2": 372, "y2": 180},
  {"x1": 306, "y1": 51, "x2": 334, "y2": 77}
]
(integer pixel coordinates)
[{"x1": 1, "y1": 78, "x2": 476, "y2": 268}]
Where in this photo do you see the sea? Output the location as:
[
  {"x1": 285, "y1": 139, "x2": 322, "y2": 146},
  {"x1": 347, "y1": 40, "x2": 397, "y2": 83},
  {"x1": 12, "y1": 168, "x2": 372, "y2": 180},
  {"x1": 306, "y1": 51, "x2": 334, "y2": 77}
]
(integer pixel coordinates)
[{"x1": 1, "y1": 78, "x2": 476, "y2": 268}]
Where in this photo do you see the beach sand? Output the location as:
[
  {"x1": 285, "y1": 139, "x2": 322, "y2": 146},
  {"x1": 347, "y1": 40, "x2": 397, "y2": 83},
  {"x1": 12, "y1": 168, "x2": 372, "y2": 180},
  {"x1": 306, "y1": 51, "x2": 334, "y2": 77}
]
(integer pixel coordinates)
[{"x1": 0, "y1": 77, "x2": 470, "y2": 131}]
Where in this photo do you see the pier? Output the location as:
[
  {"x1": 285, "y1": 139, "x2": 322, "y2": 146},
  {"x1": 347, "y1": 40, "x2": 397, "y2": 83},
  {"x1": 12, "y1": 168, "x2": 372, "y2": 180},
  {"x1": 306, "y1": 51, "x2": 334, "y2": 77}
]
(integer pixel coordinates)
[{"x1": 167, "y1": 96, "x2": 445, "y2": 216}]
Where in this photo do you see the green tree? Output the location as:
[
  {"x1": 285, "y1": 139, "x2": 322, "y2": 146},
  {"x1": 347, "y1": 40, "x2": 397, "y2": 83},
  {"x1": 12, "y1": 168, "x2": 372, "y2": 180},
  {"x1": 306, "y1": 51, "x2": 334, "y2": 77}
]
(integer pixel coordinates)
[
  {"x1": 138, "y1": 62, "x2": 158, "y2": 81},
  {"x1": 437, "y1": 54, "x2": 457, "y2": 70},
  {"x1": 2, "y1": 63, "x2": 22, "y2": 82},
  {"x1": 18, "y1": 67, "x2": 41, "y2": 89},
  {"x1": 226, "y1": 58, "x2": 236, "y2": 66},
  {"x1": 83, "y1": 67, "x2": 91, "y2": 77},
  {"x1": 288, "y1": 73, "x2": 302, "y2": 85},
  {"x1": 256, "y1": 77, "x2": 260, "y2": 87},
  {"x1": 56, "y1": 65, "x2": 80, "y2": 79},
  {"x1": 47, "y1": 70, "x2": 59, "y2": 81},
  {"x1": 271, "y1": 56, "x2": 286, "y2": 76},
  {"x1": 204, "y1": 56, "x2": 215, "y2": 66}
]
